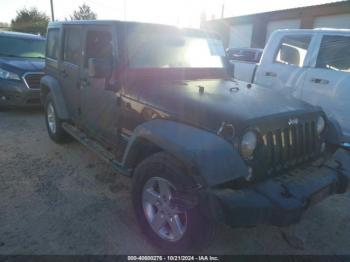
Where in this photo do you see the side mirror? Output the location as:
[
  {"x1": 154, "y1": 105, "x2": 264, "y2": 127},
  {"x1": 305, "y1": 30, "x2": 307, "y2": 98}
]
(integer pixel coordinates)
[{"x1": 88, "y1": 58, "x2": 112, "y2": 78}]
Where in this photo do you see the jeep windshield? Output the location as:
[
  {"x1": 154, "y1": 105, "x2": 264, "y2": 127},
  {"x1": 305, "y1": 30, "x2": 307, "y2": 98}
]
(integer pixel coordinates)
[
  {"x1": 0, "y1": 36, "x2": 46, "y2": 59},
  {"x1": 127, "y1": 29, "x2": 225, "y2": 69}
]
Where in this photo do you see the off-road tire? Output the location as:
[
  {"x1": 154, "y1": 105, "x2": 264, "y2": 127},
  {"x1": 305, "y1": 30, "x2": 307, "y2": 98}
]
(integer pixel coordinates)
[
  {"x1": 132, "y1": 152, "x2": 212, "y2": 252},
  {"x1": 44, "y1": 93, "x2": 71, "y2": 144}
]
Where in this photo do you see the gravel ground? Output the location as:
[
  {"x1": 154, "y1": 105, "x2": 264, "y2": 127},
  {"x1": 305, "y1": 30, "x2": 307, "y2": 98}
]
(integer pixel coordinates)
[{"x1": 0, "y1": 108, "x2": 350, "y2": 255}]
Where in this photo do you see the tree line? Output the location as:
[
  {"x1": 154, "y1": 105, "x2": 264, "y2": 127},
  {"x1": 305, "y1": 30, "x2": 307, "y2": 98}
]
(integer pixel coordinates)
[{"x1": 10, "y1": 3, "x2": 97, "y2": 36}]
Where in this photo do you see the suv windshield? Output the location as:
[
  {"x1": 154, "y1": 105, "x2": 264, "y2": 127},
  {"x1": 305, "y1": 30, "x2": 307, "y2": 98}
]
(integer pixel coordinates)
[
  {"x1": 0, "y1": 36, "x2": 46, "y2": 59},
  {"x1": 128, "y1": 31, "x2": 225, "y2": 68}
]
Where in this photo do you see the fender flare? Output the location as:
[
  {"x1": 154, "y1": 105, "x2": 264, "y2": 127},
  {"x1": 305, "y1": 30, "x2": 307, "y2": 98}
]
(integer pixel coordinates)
[
  {"x1": 326, "y1": 117, "x2": 345, "y2": 145},
  {"x1": 40, "y1": 75, "x2": 70, "y2": 120},
  {"x1": 123, "y1": 119, "x2": 249, "y2": 187}
]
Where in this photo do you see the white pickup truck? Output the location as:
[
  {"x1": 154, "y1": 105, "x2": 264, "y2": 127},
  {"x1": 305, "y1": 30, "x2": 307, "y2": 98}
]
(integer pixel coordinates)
[
  {"x1": 248, "y1": 29, "x2": 350, "y2": 146},
  {"x1": 226, "y1": 47, "x2": 263, "y2": 82}
]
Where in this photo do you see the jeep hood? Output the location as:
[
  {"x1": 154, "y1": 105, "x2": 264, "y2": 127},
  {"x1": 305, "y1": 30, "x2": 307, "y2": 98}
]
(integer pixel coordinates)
[{"x1": 123, "y1": 69, "x2": 321, "y2": 133}]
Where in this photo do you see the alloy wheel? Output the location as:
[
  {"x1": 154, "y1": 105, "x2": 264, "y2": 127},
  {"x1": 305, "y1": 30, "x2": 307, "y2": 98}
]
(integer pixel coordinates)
[
  {"x1": 142, "y1": 177, "x2": 188, "y2": 242},
  {"x1": 47, "y1": 102, "x2": 56, "y2": 134}
]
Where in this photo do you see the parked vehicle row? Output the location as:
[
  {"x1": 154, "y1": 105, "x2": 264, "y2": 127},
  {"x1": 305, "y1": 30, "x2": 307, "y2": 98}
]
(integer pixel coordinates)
[
  {"x1": 227, "y1": 29, "x2": 350, "y2": 147},
  {"x1": 0, "y1": 31, "x2": 45, "y2": 107},
  {"x1": 39, "y1": 21, "x2": 350, "y2": 251}
]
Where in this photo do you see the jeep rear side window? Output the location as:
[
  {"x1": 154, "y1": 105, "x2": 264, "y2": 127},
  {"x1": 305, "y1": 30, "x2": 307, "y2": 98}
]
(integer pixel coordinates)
[
  {"x1": 275, "y1": 35, "x2": 311, "y2": 67},
  {"x1": 316, "y1": 35, "x2": 350, "y2": 73},
  {"x1": 47, "y1": 29, "x2": 60, "y2": 60},
  {"x1": 63, "y1": 28, "x2": 82, "y2": 65},
  {"x1": 84, "y1": 30, "x2": 112, "y2": 67}
]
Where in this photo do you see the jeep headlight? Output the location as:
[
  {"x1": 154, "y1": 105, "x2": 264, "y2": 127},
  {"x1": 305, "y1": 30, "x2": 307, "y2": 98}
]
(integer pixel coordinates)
[
  {"x1": 316, "y1": 115, "x2": 326, "y2": 135},
  {"x1": 241, "y1": 131, "x2": 257, "y2": 159},
  {"x1": 0, "y1": 68, "x2": 21, "y2": 81}
]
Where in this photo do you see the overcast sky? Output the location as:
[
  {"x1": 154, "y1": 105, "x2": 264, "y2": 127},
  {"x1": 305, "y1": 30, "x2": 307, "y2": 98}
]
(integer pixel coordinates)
[{"x1": 1, "y1": 0, "x2": 341, "y2": 28}]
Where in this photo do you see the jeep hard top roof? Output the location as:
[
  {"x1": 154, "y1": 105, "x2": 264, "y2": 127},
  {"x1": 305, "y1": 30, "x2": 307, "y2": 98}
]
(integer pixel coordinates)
[
  {"x1": 48, "y1": 20, "x2": 218, "y2": 37},
  {"x1": 48, "y1": 19, "x2": 123, "y2": 28},
  {"x1": 0, "y1": 31, "x2": 45, "y2": 40}
]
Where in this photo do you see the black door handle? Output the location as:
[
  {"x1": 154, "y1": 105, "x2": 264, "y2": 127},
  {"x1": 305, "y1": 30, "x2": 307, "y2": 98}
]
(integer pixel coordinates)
[
  {"x1": 265, "y1": 71, "x2": 277, "y2": 77},
  {"x1": 311, "y1": 78, "x2": 329, "y2": 85}
]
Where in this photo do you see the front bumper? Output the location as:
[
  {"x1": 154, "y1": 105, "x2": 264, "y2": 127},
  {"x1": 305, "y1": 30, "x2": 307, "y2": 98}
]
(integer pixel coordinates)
[
  {"x1": 0, "y1": 79, "x2": 41, "y2": 107},
  {"x1": 204, "y1": 160, "x2": 349, "y2": 227}
]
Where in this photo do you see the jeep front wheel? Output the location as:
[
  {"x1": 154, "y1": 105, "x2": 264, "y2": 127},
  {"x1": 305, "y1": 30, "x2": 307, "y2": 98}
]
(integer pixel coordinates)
[
  {"x1": 132, "y1": 152, "x2": 211, "y2": 252},
  {"x1": 44, "y1": 93, "x2": 70, "y2": 144}
]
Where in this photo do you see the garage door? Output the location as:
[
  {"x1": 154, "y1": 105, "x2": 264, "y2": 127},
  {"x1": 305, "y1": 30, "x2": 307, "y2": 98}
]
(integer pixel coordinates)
[
  {"x1": 229, "y1": 24, "x2": 253, "y2": 48},
  {"x1": 314, "y1": 14, "x2": 350, "y2": 29},
  {"x1": 266, "y1": 19, "x2": 301, "y2": 43}
]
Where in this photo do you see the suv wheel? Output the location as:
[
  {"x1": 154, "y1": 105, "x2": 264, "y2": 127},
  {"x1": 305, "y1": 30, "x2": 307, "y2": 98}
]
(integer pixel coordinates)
[
  {"x1": 44, "y1": 93, "x2": 71, "y2": 144},
  {"x1": 132, "y1": 152, "x2": 211, "y2": 252}
]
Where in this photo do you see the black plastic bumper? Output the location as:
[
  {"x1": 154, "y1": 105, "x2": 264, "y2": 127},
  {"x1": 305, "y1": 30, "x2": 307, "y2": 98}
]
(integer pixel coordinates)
[
  {"x1": 205, "y1": 161, "x2": 349, "y2": 227},
  {"x1": 0, "y1": 79, "x2": 41, "y2": 107}
]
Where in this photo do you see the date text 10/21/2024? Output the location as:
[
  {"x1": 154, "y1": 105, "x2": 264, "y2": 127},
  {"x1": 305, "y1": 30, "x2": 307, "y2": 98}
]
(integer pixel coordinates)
[{"x1": 127, "y1": 256, "x2": 220, "y2": 261}]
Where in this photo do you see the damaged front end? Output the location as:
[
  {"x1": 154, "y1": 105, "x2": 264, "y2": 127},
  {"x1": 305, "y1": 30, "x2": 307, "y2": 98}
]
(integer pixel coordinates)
[
  {"x1": 201, "y1": 112, "x2": 350, "y2": 227},
  {"x1": 202, "y1": 157, "x2": 349, "y2": 227}
]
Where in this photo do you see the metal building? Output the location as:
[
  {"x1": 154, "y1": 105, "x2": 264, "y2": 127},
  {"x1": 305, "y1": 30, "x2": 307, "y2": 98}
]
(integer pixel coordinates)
[{"x1": 202, "y1": 1, "x2": 350, "y2": 48}]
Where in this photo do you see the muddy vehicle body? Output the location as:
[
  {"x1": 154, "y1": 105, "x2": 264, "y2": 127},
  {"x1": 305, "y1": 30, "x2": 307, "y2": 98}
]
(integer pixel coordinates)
[{"x1": 41, "y1": 20, "x2": 349, "y2": 251}]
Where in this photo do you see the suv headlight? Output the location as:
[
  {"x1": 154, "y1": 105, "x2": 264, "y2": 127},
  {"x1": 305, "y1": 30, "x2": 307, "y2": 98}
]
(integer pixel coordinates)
[
  {"x1": 241, "y1": 131, "x2": 257, "y2": 159},
  {"x1": 316, "y1": 115, "x2": 326, "y2": 135},
  {"x1": 0, "y1": 68, "x2": 21, "y2": 81}
]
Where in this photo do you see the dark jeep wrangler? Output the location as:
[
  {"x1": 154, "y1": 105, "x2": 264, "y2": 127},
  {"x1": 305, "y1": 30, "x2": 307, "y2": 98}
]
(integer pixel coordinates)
[{"x1": 41, "y1": 21, "x2": 349, "y2": 251}]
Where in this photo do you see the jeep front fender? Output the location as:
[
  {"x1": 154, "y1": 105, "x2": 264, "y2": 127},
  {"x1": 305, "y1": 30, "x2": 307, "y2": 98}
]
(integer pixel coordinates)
[
  {"x1": 40, "y1": 75, "x2": 70, "y2": 120},
  {"x1": 123, "y1": 119, "x2": 249, "y2": 187},
  {"x1": 325, "y1": 117, "x2": 344, "y2": 145}
]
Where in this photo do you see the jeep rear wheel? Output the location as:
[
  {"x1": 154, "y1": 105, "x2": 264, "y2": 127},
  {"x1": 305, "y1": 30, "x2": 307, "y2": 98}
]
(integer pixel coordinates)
[
  {"x1": 132, "y1": 152, "x2": 211, "y2": 252},
  {"x1": 44, "y1": 93, "x2": 71, "y2": 144}
]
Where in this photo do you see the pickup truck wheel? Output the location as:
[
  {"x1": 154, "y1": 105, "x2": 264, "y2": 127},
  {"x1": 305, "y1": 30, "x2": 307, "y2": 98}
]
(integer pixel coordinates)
[
  {"x1": 132, "y1": 152, "x2": 211, "y2": 252},
  {"x1": 44, "y1": 93, "x2": 70, "y2": 144}
]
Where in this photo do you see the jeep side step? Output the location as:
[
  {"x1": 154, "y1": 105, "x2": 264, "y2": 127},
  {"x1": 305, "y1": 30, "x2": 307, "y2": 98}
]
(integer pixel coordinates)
[{"x1": 62, "y1": 123, "x2": 130, "y2": 176}]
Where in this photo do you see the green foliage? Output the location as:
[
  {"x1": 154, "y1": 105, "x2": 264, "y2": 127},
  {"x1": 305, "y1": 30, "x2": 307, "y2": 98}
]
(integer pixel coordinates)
[
  {"x1": 70, "y1": 3, "x2": 97, "y2": 20},
  {"x1": 11, "y1": 7, "x2": 49, "y2": 35}
]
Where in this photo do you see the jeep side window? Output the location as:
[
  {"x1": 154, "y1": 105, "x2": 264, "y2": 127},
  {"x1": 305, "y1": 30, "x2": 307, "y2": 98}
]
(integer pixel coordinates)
[
  {"x1": 63, "y1": 27, "x2": 82, "y2": 65},
  {"x1": 275, "y1": 35, "x2": 311, "y2": 67},
  {"x1": 47, "y1": 29, "x2": 60, "y2": 60},
  {"x1": 316, "y1": 35, "x2": 350, "y2": 73},
  {"x1": 84, "y1": 30, "x2": 113, "y2": 67}
]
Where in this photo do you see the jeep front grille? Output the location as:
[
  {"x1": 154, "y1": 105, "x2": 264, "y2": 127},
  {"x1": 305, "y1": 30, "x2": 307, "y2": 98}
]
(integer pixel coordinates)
[
  {"x1": 262, "y1": 121, "x2": 318, "y2": 172},
  {"x1": 23, "y1": 73, "x2": 44, "y2": 89}
]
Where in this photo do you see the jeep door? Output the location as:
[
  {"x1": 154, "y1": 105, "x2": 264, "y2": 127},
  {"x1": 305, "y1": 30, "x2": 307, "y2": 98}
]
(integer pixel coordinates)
[
  {"x1": 60, "y1": 25, "x2": 83, "y2": 121},
  {"x1": 80, "y1": 25, "x2": 120, "y2": 146},
  {"x1": 301, "y1": 33, "x2": 350, "y2": 142}
]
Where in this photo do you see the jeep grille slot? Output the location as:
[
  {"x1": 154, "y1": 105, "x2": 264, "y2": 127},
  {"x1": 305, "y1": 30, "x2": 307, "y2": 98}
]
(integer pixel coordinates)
[
  {"x1": 24, "y1": 73, "x2": 44, "y2": 89},
  {"x1": 263, "y1": 121, "x2": 317, "y2": 171}
]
